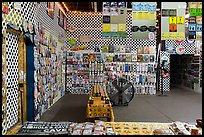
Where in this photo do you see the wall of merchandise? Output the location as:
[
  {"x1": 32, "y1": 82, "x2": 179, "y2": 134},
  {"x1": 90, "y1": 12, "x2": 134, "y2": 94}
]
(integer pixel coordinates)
[
  {"x1": 2, "y1": 2, "x2": 67, "y2": 134},
  {"x1": 161, "y1": 2, "x2": 186, "y2": 40},
  {"x1": 33, "y1": 2, "x2": 67, "y2": 121},
  {"x1": 66, "y1": 2, "x2": 158, "y2": 95},
  {"x1": 161, "y1": 2, "x2": 202, "y2": 92}
]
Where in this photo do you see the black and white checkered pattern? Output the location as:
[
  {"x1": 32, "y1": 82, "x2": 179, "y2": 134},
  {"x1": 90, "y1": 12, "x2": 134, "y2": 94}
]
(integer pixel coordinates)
[
  {"x1": 132, "y1": 64, "x2": 137, "y2": 72},
  {"x1": 165, "y1": 40, "x2": 196, "y2": 54},
  {"x1": 159, "y1": 51, "x2": 170, "y2": 92}
]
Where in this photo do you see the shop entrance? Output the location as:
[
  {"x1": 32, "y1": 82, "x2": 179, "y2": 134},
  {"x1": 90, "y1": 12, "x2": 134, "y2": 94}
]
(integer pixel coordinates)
[
  {"x1": 26, "y1": 38, "x2": 35, "y2": 121},
  {"x1": 170, "y1": 54, "x2": 194, "y2": 90}
]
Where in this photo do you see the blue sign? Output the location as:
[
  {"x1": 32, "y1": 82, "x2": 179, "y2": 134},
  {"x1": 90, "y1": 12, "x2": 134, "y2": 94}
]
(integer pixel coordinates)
[{"x1": 165, "y1": 44, "x2": 175, "y2": 53}]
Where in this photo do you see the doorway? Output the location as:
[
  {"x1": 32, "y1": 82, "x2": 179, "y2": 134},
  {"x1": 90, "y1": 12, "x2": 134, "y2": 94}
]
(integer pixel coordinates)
[
  {"x1": 25, "y1": 37, "x2": 35, "y2": 121},
  {"x1": 170, "y1": 54, "x2": 194, "y2": 90}
]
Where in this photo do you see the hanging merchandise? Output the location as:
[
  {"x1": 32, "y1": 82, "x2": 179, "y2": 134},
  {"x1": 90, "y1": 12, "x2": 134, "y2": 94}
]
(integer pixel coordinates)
[
  {"x1": 66, "y1": 8, "x2": 157, "y2": 95},
  {"x1": 132, "y1": 2, "x2": 157, "y2": 39},
  {"x1": 102, "y1": 2, "x2": 127, "y2": 38},
  {"x1": 161, "y1": 2, "x2": 186, "y2": 40},
  {"x1": 188, "y1": 2, "x2": 202, "y2": 40}
]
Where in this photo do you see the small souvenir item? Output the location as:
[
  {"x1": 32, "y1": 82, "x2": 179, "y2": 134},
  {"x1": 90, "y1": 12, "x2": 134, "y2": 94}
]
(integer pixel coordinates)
[
  {"x1": 28, "y1": 22, "x2": 34, "y2": 34},
  {"x1": 109, "y1": 45, "x2": 114, "y2": 53},
  {"x1": 103, "y1": 2, "x2": 110, "y2": 8},
  {"x1": 139, "y1": 74, "x2": 143, "y2": 83},
  {"x1": 120, "y1": 55, "x2": 126, "y2": 62},
  {"x1": 143, "y1": 46, "x2": 149, "y2": 54},
  {"x1": 149, "y1": 46, "x2": 156, "y2": 54},
  {"x1": 103, "y1": 8, "x2": 110, "y2": 16},
  {"x1": 143, "y1": 55, "x2": 150, "y2": 62},
  {"x1": 110, "y1": 2, "x2": 117, "y2": 7},
  {"x1": 102, "y1": 45, "x2": 109, "y2": 53},
  {"x1": 125, "y1": 64, "x2": 129, "y2": 72},
  {"x1": 107, "y1": 55, "x2": 114, "y2": 62},
  {"x1": 114, "y1": 45, "x2": 120, "y2": 52},
  {"x1": 137, "y1": 47, "x2": 144, "y2": 54},
  {"x1": 148, "y1": 3, "x2": 157, "y2": 12},
  {"x1": 137, "y1": 55, "x2": 143, "y2": 62},
  {"x1": 125, "y1": 45, "x2": 131, "y2": 53},
  {"x1": 150, "y1": 55, "x2": 155, "y2": 62},
  {"x1": 69, "y1": 25, "x2": 76, "y2": 32},
  {"x1": 88, "y1": 54, "x2": 96, "y2": 62},
  {"x1": 132, "y1": 3, "x2": 140, "y2": 11},
  {"x1": 119, "y1": 45, "x2": 125, "y2": 53},
  {"x1": 114, "y1": 54, "x2": 119, "y2": 62},
  {"x1": 185, "y1": 37, "x2": 195, "y2": 44},
  {"x1": 22, "y1": 21, "x2": 29, "y2": 33},
  {"x1": 2, "y1": 2, "x2": 10, "y2": 14},
  {"x1": 149, "y1": 32, "x2": 155, "y2": 41},
  {"x1": 140, "y1": 3, "x2": 148, "y2": 11},
  {"x1": 126, "y1": 55, "x2": 132, "y2": 62},
  {"x1": 132, "y1": 55, "x2": 137, "y2": 62},
  {"x1": 118, "y1": 2, "x2": 126, "y2": 8}
]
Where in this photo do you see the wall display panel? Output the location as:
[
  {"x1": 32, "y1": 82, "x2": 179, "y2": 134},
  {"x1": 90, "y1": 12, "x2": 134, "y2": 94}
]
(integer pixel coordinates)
[
  {"x1": 66, "y1": 11, "x2": 157, "y2": 95},
  {"x1": 102, "y1": 2, "x2": 127, "y2": 38},
  {"x1": 188, "y1": 2, "x2": 202, "y2": 40},
  {"x1": 33, "y1": 2, "x2": 67, "y2": 121},
  {"x1": 161, "y1": 2, "x2": 186, "y2": 40},
  {"x1": 131, "y1": 2, "x2": 157, "y2": 40},
  {"x1": 33, "y1": 28, "x2": 59, "y2": 120}
]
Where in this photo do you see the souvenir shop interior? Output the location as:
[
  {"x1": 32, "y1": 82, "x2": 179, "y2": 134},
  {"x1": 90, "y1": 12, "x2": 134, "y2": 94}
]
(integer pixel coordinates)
[{"x1": 2, "y1": 2, "x2": 202, "y2": 135}]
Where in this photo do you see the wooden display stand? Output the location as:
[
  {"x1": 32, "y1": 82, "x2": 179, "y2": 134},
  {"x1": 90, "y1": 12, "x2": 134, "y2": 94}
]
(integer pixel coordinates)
[{"x1": 86, "y1": 84, "x2": 114, "y2": 122}]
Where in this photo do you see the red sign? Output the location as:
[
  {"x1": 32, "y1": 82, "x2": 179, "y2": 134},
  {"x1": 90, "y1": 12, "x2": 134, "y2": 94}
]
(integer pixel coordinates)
[
  {"x1": 176, "y1": 45, "x2": 185, "y2": 54},
  {"x1": 175, "y1": 40, "x2": 184, "y2": 44}
]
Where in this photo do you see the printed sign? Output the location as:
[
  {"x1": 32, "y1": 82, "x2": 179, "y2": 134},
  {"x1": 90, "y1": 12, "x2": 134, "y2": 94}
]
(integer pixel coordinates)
[
  {"x1": 165, "y1": 44, "x2": 175, "y2": 53},
  {"x1": 176, "y1": 45, "x2": 185, "y2": 54},
  {"x1": 148, "y1": 32, "x2": 155, "y2": 41},
  {"x1": 79, "y1": 35, "x2": 91, "y2": 42}
]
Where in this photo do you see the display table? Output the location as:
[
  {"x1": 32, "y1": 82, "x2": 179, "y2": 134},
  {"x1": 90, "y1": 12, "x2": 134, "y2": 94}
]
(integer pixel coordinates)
[
  {"x1": 15, "y1": 121, "x2": 202, "y2": 135},
  {"x1": 86, "y1": 84, "x2": 114, "y2": 122},
  {"x1": 105, "y1": 122, "x2": 170, "y2": 135}
]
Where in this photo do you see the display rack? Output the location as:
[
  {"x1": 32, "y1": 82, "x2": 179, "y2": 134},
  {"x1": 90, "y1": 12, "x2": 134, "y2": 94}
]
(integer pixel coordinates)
[{"x1": 66, "y1": 11, "x2": 157, "y2": 95}]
